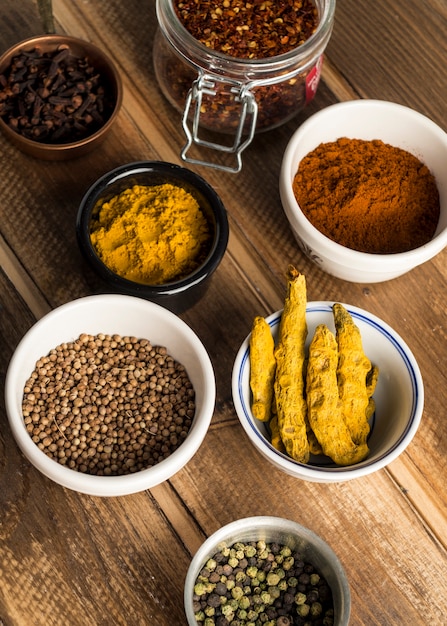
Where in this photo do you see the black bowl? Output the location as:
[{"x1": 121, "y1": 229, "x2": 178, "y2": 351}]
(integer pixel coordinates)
[{"x1": 76, "y1": 161, "x2": 229, "y2": 313}]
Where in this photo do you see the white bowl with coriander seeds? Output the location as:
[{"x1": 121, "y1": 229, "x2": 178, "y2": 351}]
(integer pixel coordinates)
[
  {"x1": 184, "y1": 516, "x2": 351, "y2": 626},
  {"x1": 5, "y1": 294, "x2": 215, "y2": 496}
]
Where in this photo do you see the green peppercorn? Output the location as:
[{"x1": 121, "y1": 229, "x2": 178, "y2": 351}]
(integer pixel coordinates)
[
  {"x1": 238, "y1": 596, "x2": 250, "y2": 610},
  {"x1": 311, "y1": 601, "x2": 323, "y2": 616},
  {"x1": 257, "y1": 570, "x2": 266, "y2": 583},
  {"x1": 295, "y1": 591, "x2": 307, "y2": 605},
  {"x1": 244, "y1": 545, "x2": 257, "y2": 558},
  {"x1": 221, "y1": 604, "x2": 234, "y2": 618},
  {"x1": 194, "y1": 581, "x2": 214, "y2": 596},
  {"x1": 283, "y1": 556, "x2": 295, "y2": 571},
  {"x1": 260, "y1": 591, "x2": 272, "y2": 605},
  {"x1": 297, "y1": 602, "x2": 311, "y2": 616},
  {"x1": 206, "y1": 558, "x2": 217, "y2": 571},
  {"x1": 266, "y1": 572, "x2": 280, "y2": 586}
]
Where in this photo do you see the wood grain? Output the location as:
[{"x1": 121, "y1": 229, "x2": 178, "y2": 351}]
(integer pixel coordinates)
[{"x1": 0, "y1": 1, "x2": 446, "y2": 624}]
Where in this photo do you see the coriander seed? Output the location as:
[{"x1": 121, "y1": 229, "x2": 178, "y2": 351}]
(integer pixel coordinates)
[{"x1": 22, "y1": 333, "x2": 195, "y2": 475}]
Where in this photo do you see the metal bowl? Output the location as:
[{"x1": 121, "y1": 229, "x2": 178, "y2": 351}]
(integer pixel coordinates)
[{"x1": 184, "y1": 516, "x2": 351, "y2": 625}]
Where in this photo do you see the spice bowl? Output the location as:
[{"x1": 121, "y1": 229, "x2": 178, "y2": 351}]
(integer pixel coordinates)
[
  {"x1": 76, "y1": 161, "x2": 229, "y2": 313},
  {"x1": 280, "y1": 99, "x2": 447, "y2": 282},
  {"x1": 232, "y1": 302, "x2": 424, "y2": 483},
  {"x1": 184, "y1": 516, "x2": 351, "y2": 625},
  {"x1": 0, "y1": 34, "x2": 123, "y2": 160},
  {"x1": 5, "y1": 294, "x2": 216, "y2": 496}
]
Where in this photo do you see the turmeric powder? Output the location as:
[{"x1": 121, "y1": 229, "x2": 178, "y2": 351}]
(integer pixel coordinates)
[{"x1": 90, "y1": 183, "x2": 211, "y2": 285}]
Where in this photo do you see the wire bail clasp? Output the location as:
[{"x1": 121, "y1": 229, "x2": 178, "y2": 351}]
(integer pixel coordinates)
[{"x1": 181, "y1": 73, "x2": 258, "y2": 173}]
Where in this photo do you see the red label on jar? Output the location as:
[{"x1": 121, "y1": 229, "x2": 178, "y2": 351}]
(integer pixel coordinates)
[{"x1": 306, "y1": 55, "x2": 323, "y2": 103}]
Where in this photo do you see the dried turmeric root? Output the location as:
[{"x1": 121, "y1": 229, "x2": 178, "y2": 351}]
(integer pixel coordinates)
[
  {"x1": 366, "y1": 364, "x2": 379, "y2": 398},
  {"x1": 269, "y1": 415, "x2": 286, "y2": 453},
  {"x1": 333, "y1": 303, "x2": 373, "y2": 446},
  {"x1": 274, "y1": 266, "x2": 310, "y2": 463},
  {"x1": 249, "y1": 316, "x2": 276, "y2": 422},
  {"x1": 307, "y1": 425, "x2": 323, "y2": 456},
  {"x1": 306, "y1": 324, "x2": 369, "y2": 466},
  {"x1": 366, "y1": 364, "x2": 379, "y2": 420}
]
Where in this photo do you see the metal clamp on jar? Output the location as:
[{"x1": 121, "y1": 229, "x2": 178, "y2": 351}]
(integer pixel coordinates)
[{"x1": 154, "y1": 0, "x2": 336, "y2": 173}]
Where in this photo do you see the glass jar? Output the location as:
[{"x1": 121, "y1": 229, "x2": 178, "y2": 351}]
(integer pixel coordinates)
[{"x1": 153, "y1": 0, "x2": 336, "y2": 172}]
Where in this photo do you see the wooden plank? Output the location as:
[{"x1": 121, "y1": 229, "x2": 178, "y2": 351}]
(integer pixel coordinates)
[
  {"x1": 0, "y1": 0, "x2": 446, "y2": 624},
  {"x1": 173, "y1": 423, "x2": 447, "y2": 625}
]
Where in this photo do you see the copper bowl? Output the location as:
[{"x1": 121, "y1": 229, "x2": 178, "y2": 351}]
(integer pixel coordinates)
[{"x1": 0, "y1": 35, "x2": 123, "y2": 160}]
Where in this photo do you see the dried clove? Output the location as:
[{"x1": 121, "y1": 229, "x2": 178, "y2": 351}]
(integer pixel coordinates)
[{"x1": 0, "y1": 44, "x2": 115, "y2": 144}]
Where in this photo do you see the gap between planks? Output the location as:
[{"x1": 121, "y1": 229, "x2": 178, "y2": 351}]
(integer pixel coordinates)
[
  {"x1": 321, "y1": 54, "x2": 360, "y2": 102},
  {"x1": 0, "y1": 233, "x2": 51, "y2": 320}
]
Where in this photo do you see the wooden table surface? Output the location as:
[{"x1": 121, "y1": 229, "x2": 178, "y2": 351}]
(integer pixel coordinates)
[{"x1": 1, "y1": 1, "x2": 446, "y2": 624}]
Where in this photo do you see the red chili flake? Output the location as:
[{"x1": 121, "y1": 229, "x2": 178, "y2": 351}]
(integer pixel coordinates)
[{"x1": 174, "y1": 0, "x2": 318, "y2": 59}]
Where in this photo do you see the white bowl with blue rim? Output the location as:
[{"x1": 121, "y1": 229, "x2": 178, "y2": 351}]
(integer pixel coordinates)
[{"x1": 232, "y1": 302, "x2": 424, "y2": 483}]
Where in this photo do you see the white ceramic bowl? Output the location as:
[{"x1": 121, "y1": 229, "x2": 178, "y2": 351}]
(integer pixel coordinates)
[
  {"x1": 280, "y1": 99, "x2": 447, "y2": 283},
  {"x1": 232, "y1": 302, "x2": 424, "y2": 483},
  {"x1": 184, "y1": 516, "x2": 351, "y2": 626},
  {"x1": 5, "y1": 294, "x2": 215, "y2": 496}
]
